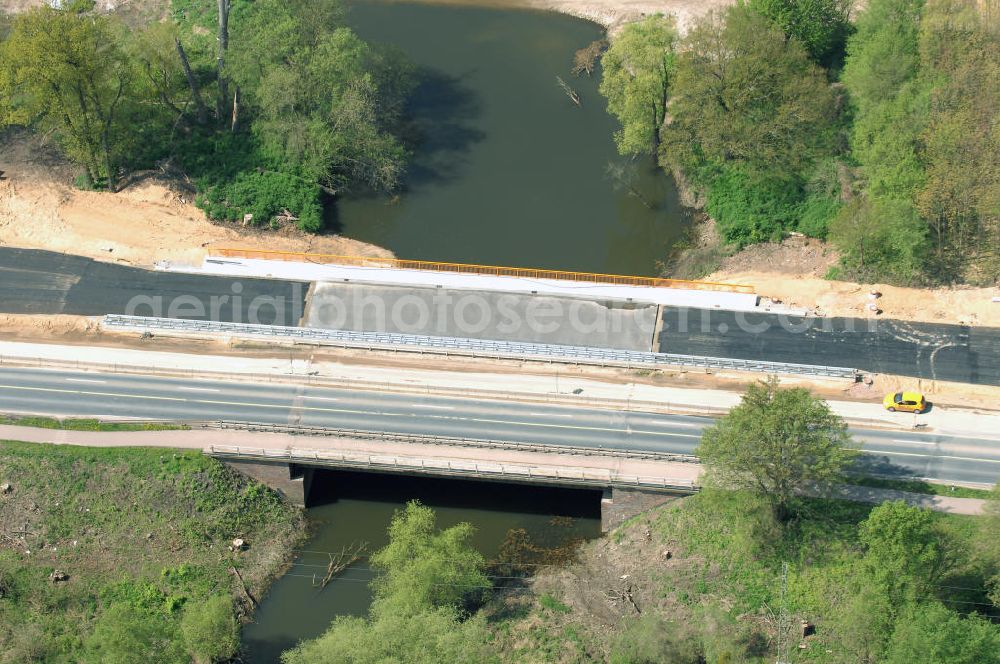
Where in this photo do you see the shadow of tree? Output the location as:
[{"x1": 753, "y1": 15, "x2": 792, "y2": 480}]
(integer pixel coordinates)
[{"x1": 399, "y1": 66, "x2": 486, "y2": 188}]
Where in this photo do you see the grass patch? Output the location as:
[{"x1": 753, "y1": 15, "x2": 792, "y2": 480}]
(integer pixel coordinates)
[
  {"x1": 538, "y1": 593, "x2": 571, "y2": 614},
  {"x1": 846, "y1": 475, "x2": 993, "y2": 499},
  {"x1": 0, "y1": 415, "x2": 187, "y2": 432},
  {"x1": 0, "y1": 440, "x2": 304, "y2": 661}
]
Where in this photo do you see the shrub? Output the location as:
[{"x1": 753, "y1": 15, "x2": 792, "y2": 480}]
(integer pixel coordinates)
[
  {"x1": 706, "y1": 168, "x2": 804, "y2": 247},
  {"x1": 181, "y1": 595, "x2": 239, "y2": 664},
  {"x1": 198, "y1": 170, "x2": 323, "y2": 232}
]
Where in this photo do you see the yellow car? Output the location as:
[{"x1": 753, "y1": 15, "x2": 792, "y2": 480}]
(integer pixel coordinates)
[{"x1": 883, "y1": 391, "x2": 926, "y2": 413}]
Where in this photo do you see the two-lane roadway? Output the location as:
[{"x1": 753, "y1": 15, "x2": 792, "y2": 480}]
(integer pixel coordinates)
[{"x1": 0, "y1": 366, "x2": 997, "y2": 486}]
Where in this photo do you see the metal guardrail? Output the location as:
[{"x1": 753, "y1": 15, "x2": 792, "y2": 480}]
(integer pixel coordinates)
[
  {"x1": 207, "y1": 444, "x2": 698, "y2": 492},
  {"x1": 203, "y1": 420, "x2": 701, "y2": 463},
  {"x1": 102, "y1": 315, "x2": 859, "y2": 379},
  {"x1": 214, "y1": 247, "x2": 754, "y2": 293}
]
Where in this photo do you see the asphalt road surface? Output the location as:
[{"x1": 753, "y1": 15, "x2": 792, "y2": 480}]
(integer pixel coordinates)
[
  {"x1": 1, "y1": 367, "x2": 996, "y2": 486},
  {"x1": 0, "y1": 248, "x2": 307, "y2": 326},
  {"x1": 3, "y1": 247, "x2": 998, "y2": 384},
  {"x1": 659, "y1": 308, "x2": 1000, "y2": 386}
]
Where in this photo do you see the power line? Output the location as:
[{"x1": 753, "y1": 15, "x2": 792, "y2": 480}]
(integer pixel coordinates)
[{"x1": 291, "y1": 548, "x2": 585, "y2": 568}]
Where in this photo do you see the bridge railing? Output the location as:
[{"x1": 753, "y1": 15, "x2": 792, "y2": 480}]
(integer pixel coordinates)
[
  {"x1": 213, "y1": 247, "x2": 755, "y2": 293},
  {"x1": 207, "y1": 444, "x2": 698, "y2": 492},
  {"x1": 203, "y1": 420, "x2": 701, "y2": 463},
  {"x1": 101, "y1": 314, "x2": 860, "y2": 379}
]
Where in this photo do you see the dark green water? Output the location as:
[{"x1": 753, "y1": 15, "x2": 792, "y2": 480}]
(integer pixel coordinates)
[
  {"x1": 335, "y1": 1, "x2": 690, "y2": 275},
  {"x1": 241, "y1": 472, "x2": 601, "y2": 663}
]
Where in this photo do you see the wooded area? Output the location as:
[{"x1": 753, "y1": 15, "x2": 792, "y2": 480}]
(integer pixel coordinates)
[
  {"x1": 600, "y1": 0, "x2": 1000, "y2": 285},
  {"x1": 0, "y1": 0, "x2": 414, "y2": 232}
]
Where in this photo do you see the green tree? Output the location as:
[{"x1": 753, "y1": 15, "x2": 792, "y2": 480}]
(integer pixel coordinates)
[
  {"x1": 661, "y1": 5, "x2": 837, "y2": 180},
  {"x1": 369, "y1": 500, "x2": 489, "y2": 615},
  {"x1": 180, "y1": 595, "x2": 239, "y2": 664},
  {"x1": 598, "y1": 15, "x2": 677, "y2": 157},
  {"x1": 696, "y1": 377, "x2": 856, "y2": 520},
  {"x1": 0, "y1": 5, "x2": 134, "y2": 190},
  {"x1": 842, "y1": 0, "x2": 925, "y2": 113},
  {"x1": 228, "y1": 0, "x2": 414, "y2": 194},
  {"x1": 858, "y1": 501, "x2": 945, "y2": 604},
  {"x1": 282, "y1": 501, "x2": 493, "y2": 663},
  {"x1": 749, "y1": 0, "x2": 853, "y2": 65},
  {"x1": 828, "y1": 197, "x2": 927, "y2": 282},
  {"x1": 281, "y1": 606, "x2": 495, "y2": 664},
  {"x1": 981, "y1": 479, "x2": 1000, "y2": 608},
  {"x1": 885, "y1": 601, "x2": 1000, "y2": 664},
  {"x1": 915, "y1": 0, "x2": 1000, "y2": 282}
]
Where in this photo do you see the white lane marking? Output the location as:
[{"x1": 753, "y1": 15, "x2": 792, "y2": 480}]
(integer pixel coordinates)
[
  {"x1": 0, "y1": 384, "x2": 700, "y2": 439},
  {"x1": 178, "y1": 387, "x2": 221, "y2": 393},
  {"x1": 865, "y1": 449, "x2": 1000, "y2": 463},
  {"x1": 412, "y1": 404, "x2": 454, "y2": 410},
  {"x1": 892, "y1": 438, "x2": 938, "y2": 445},
  {"x1": 529, "y1": 412, "x2": 573, "y2": 418},
  {"x1": 65, "y1": 378, "x2": 106, "y2": 384},
  {"x1": 303, "y1": 396, "x2": 339, "y2": 402}
]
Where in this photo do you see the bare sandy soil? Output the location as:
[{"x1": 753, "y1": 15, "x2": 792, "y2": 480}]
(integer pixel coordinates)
[
  {"x1": 382, "y1": 0, "x2": 734, "y2": 30},
  {"x1": 703, "y1": 236, "x2": 1000, "y2": 327},
  {"x1": 0, "y1": 131, "x2": 392, "y2": 267}
]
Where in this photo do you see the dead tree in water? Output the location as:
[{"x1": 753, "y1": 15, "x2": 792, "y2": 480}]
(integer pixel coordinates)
[
  {"x1": 572, "y1": 39, "x2": 608, "y2": 77},
  {"x1": 312, "y1": 541, "x2": 368, "y2": 590},
  {"x1": 556, "y1": 76, "x2": 581, "y2": 107}
]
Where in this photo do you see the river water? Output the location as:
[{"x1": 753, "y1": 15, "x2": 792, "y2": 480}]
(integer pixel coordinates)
[
  {"x1": 335, "y1": 1, "x2": 691, "y2": 275},
  {"x1": 242, "y1": 472, "x2": 601, "y2": 662},
  {"x1": 242, "y1": 3, "x2": 685, "y2": 659}
]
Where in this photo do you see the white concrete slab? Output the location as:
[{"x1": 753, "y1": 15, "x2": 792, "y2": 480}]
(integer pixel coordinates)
[{"x1": 160, "y1": 257, "x2": 764, "y2": 311}]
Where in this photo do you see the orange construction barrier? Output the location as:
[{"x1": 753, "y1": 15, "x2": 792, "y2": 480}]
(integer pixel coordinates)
[{"x1": 214, "y1": 247, "x2": 755, "y2": 294}]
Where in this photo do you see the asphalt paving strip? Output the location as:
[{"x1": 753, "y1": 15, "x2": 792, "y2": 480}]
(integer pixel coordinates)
[
  {"x1": 0, "y1": 247, "x2": 307, "y2": 326},
  {"x1": 3, "y1": 247, "x2": 998, "y2": 385},
  {"x1": 658, "y1": 307, "x2": 1000, "y2": 386}
]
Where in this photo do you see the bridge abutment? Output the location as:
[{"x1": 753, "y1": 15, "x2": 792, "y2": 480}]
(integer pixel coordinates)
[
  {"x1": 222, "y1": 459, "x2": 314, "y2": 507},
  {"x1": 601, "y1": 487, "x2": 679, "y2": 532}
]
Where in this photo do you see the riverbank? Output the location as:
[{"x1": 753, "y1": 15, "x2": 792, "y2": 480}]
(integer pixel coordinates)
[
  {"x1": 0, "y1": 130, "x2": 393, "y2": 268},
  {"x1": 489, "y1": 489, "x2": 1000, "y2": 662},
  {"x1": 663, "y1": 218, "x2": 1000, "y2": 326},
  {"x1": 384, "y1": 0, "x2": 734, "y2": 31},
  {"x1": 0, "y1": 440, "x2": 305, "y2": 661}
]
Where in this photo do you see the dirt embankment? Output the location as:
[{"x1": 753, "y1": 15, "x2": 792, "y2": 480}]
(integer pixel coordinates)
[
  {"x1": 404, "y1": 0, "x2": 734, "y2": 31},
  {"x1": 700, "y1": 235, "x2": 1000, "y2": 327},
  {"x1": 0, "y1": 131, "x2": 392, "y2": 268}
]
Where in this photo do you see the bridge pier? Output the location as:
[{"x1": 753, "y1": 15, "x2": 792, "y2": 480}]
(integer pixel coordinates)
[
  {"x1": 222, "y1": 459, "x2": 314, "y2": 507},
  {"x1": 601, "y1": 487, "x2": 679, "y2": 532}
]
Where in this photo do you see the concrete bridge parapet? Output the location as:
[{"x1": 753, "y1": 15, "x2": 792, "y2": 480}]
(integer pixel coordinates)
[{"x1": 221, "y1": 458, "x2": 314, "y2": 506}]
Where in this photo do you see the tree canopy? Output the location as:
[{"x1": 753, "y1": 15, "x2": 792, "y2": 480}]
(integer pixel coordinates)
[
  {"x1": 749, "y1": 0, "x2": 853, "y2": 66},
  {"x1": 598, "y1": 15, "x2": 677, "y2": 157},
  {"x1": 0, "y1": 0, "x2": 415, "y2": 231},
  {"x1": 0, "y1": 6, "x2": 133, "y2": 190},
  {"x1": 282, "y1": 501, "x2": 495, "y2": 664},
  {"x1": 696, "y1": 378, "x2": 856, "y2": 519},
  {"x1": 661, "y1": 5, "x2": 837, "y2": 180}
]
